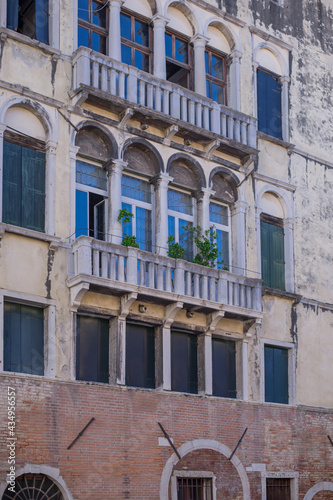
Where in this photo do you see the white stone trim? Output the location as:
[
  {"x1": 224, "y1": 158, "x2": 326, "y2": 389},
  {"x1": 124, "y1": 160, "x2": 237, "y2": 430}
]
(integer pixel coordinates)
[
  {"x1": 261, "y1": 471, "x2": 299, "y2": 500},
  {"x1": 160, "y1": 439, "x2": 250, "y2": 500},
  {"x1": 260, "y1": 338, "x2": 296, "y2": 406},
  {"x1": 171, "y1": 470, "x2": 217, "y2": 500},
  {"x1": 304, "y1": 482, "x2": 333, "y2": 500},
  {"x1": 0, "y1": 464, "x2": 74, "y2": 500}
]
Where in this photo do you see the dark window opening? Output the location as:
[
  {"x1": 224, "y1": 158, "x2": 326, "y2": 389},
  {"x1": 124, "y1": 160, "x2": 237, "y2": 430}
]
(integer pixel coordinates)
[
  {"x1": 205, "y1": 49, "x2": 227, "y2": 105},
  {"x1": 3, "y1": 474, "x2": 63, "y2": 500},
  {"x1": 76, "y1": 315, "x2": 109, "y2": 383},
  {"x1": 120, "y1": 10, "x2": 151, "y2": 72},
  {"x1": 78, "y1": 0, "x2": 108, "y2": 54},
  {"x1": 212, "y1": 337, "x2": 236, "y2": 398},
  {"x1": 260, "y1": 214, "x2": 285, "y2": 290},
  {"x1": 7, "y1": 0, "x2": 49, "y2": 44},
  {"x1": 257, "y1": 68, "x2": 282, "y2": 139},
  {"x1": 165, "y1": 31, "x2": 193, "y2": 89},
  {"x1": 265, "y1": 345, "x2": 289, "y2": 404},
  {"x1": 3, "y1": 138, "x2": 45, "y2": 233},
  {"x1": 171, "y1": 331, "x2": 198, "y2": 394},
  {"x1": 266, "y1": 478, "x2": 291, "y2": 500},
  {"x1": 126, "y1": 323, "x2": 155, "y2": 388},
  {"x1": 4, "y1": 302, "x2": 44, "y2": 375},
  {"x1": 177, "y1": 477, "x2": 213, "y2": 500}
]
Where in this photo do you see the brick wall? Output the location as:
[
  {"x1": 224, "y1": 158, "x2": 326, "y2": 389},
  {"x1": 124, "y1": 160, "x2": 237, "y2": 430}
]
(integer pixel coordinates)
[{"x1": 1, "y1": 374, "x2": 333, "y2": 499}]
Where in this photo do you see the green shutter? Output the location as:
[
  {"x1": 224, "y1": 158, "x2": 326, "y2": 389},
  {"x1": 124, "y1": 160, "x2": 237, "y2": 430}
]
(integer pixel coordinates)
[
  {"x1": 260, "y1": 221, "x2": 270, "y2": 287},
  {"x1": 3, "y1": 141, "x2": 22, "y2": 226},
  {"x1": 265, "y1": 345, "x2": 288, "y2": 404},
  {"x1": 22, "y1": 146, "x2": 45, "y2": 232},
  {"x1": 261, "y1": 220, "x2": 285, "y2": 290}
]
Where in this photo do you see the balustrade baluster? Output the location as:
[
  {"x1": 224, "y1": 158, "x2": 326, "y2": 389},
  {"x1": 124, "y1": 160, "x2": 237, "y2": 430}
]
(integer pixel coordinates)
[
  {"x1": 181, "y1": 96, "x2": 188, "y2": 122},
  {"x1": 203, "y1": 106, "x2": 210, "y2": 130},
  {"x1": 227, "y1": 116, "x2": 234, "y2": 140},
  {"x1": 246, "y1": 286, "x2": 252, "y2": 309},
  {"x1": 194, "y1": 274, "x2": 200, "y2": 298},
  {"x1": 195, "y1": 103, "x2": 202, "y2": 128},
  {"x1": 221, "y1": 113, "x2": 227, "y2": 137},
  {"x1": 139, "y1": 80, "x2": 146, "y2": 106},
  {"x1": 189, "y1": 101, "x2": 195, "y2": 125},
  {"x1": 157, "y1": 264, "x2": 164, "y2": 290},
  {"x1": 118, "y1": 256, "x2": 125, "y2": 282},
  {"x1": 185, "y1": 271, "x2": 192, "y2": 296},
  {"x1": 163, "y1": 89, "x2": 170, "y2": 115},
  {"x1": 235, "y1": 119, "x2": 241, "y2": 143},
  {"x1": 147, "y1": 83, "x2": 154, "y2": 108},
  {"x1": 101, "y1": 251, "x2": 108, "y2": 278},
  {"x1": 148, "y1": 262, "x2": 155, "y2": 288},
  {"x1": 93, "y1": 249, "x2": 99, "y2": 277},
  {"x1": 155, "y1": 87, "x2": 162, "y2": 112},
  {"x1": 92, "y1": 61, "x2": 99, "y2": 88},
  {"x1": 119, "y1": 72, "x2": 125, "y2": 98},
  {"x1": 241, "y1": 121, "x2": 248, "y2": 145},
  {"x1": 110, "y1": 254, "x2": 116, "y2": 280},
  {"x1": 110, "y1": 69, "x2": 117, "y2": 96},
  {"x1": 165, "y1": 266, "x2": 172, "y2": 293},
  {"x1": 101, "y1": 65, "x2": 108, "y2": 92}
]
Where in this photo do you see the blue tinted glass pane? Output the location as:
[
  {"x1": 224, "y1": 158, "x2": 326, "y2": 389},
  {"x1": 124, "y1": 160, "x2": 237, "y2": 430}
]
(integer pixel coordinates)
[
  {"x1": 168, "y1": 216, "x2": 175, "y2": 239},
  {"x1": 121, "y1": 44, "x2": 132, "y2": 65},
  {"x1": 209, "y1": 203, "x2": 228, "y2": 225},
  {"x1": 76, "y1": 190, "x2": 88, "y2": 238},
  {"x1": 122, "y1": 202, "x2": 132, "y2": 237},
  {"x1": 92, "y1": 32, "x2": 106, "y2": 54},
  {"x1": 211, "y1": 54, "x2": 223, "y2": 79},
  {"x1": 136, "y1": 207, "x2": 152, "y2": 251},
  {"x1": 76, "y1": 161, "x2": 107, "y2": 190},
  {"x1": 216, "y1": 229, "x2": 229, "y2": 269},
  {"x1": 135, "y1": 50, "x2": 149, "y2": 72},
  {"x1": 135, "y1": 19, "x2": 148, "y2": 46},
  {"x1": 165, "y1": 33, "x2": 172, "y2": 58},
  {"x1": 121, "y1": 175, "x2": 151, "y2": 203},
  {"x1": 92, "y1": 1, "x2": 107, "y2": 28},
  {"x1": 211, "y1": 83, "x2": 224, "y2": 105},
  {"x1": 179, "y1": 219, "x2": 193, "y2": 261},
  {"x1": 121, "y1": 13, "x2": 131, "y2": 39},
  {"x1": 168, "y1": 189, "x2": 192, "y2": 215},
  {"x1": 78, "y1": 25, "x2": 89, "y2": 48},
  {"x1": 78, "y1": 0, "x2": 89, "y2": 21},
  {"x1": 175, "y1": 38, "x2": 188, "y2": 64},
  {"x1": 205, "y1": 51, "x2": 209, "y2": 73},
  {"x1": 206, "y1": 79, "x2": 210, "y2": 98}
]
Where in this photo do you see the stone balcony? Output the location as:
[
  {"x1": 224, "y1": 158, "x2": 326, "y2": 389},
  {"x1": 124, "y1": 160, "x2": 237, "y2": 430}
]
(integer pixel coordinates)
[
  {"x1": 68, "y1": 236, "x2": 262, "y2": 321},
  {"x1": 71, "y1": 47, "x2": 258, "y2": 160}
]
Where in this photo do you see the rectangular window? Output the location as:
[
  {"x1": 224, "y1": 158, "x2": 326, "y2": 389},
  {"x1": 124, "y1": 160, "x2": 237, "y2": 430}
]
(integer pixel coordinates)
[
  {"x1": 78, "y1": 0, "x2": 108, "y2": 54},
  {"x1": 266, "y1": 478, "x2": 291, "y2": 500},
  {"x1": 120, "y1": 11, "x2": 151, "y2": 72},
  {"x1": 205, "y1": 49, "x2": 227, "y2": 105},
  {"x1": 165, "y1": 31, "x2": 193, "y2": 89},
  {"x1": 75, "y1": 160, "x2": 107, "y2": 240},
  {"x1": 212, "y1": 337, "x2": 236, "y2": 398},
  {"x1": 4, "y1": 302, "x2": 44, "y2": 375},
  {"x1": 121, "y1": 175, "x2": 152, "y2": 251},
  {"x1": 264, "y1": 345, "x2": 289, "y2": 404},
  {"x1": 76, "y1": 315, "x2": 109, "y2": 383},
  {"x1": 171, "y1": 331, "x2": 197, "y2": 394},
  {"x1": 257, "y1": 68, "x2": 282, "y2": 139},
  {"x1": 7, "y1": 0, "x2": 49, "y2": 44},
  {"x1": 209, "y1": 202, "x2": 230, "y2": 269},
  {"x1": 3, "y1": 139, "x2": 45, "y2": 232},
  {"x1": 168, "y1": 189, "x2": 194, "y2": 261},
  {"x1": 126, "y1": 323, "x2": 155, "y2": 388},
  {"x1": 260, "y1": 215, "x2": 285, "y2": 290},
  {"x1": 177, "y1": 477, "x2": 213, "y2": 500}
]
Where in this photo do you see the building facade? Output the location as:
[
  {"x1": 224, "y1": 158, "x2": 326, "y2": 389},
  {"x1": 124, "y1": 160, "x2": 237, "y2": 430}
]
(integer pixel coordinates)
[{"x1": 0, "y1": 0, "x2": 333, "y2": 498}]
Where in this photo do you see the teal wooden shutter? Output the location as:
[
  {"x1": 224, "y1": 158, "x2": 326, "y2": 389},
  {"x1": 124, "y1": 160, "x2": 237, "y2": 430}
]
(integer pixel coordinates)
[
  {"x1": 3, "y1": 141, "x2": 22, "y2": 227},
  {"x1": 261, "y1": 220, "x2": 285, "y2": 290},
  {"x1": 22, "y1": 146, "x2": 45, "y2": 232},
  {"x1": 265, "y1": 345, "x2": 288, "y2": 404},
  {"x1": 260, "y1": 220, "x2": 270, "y2": 287},
  {"x1": 257, "y1": 69, "x2": 282, "y2": 139}
]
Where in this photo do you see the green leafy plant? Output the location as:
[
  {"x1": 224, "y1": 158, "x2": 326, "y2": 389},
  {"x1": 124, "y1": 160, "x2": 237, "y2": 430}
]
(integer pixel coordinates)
[
  {"x1": 185, "y1": 225, "x2": 221, "y2": 268},
  {"x1": 117, "y1": 208, "x2": 139, "y2": 248},
  {"x1": 167, "y1": 235, "x2": 185, "y2": 259}
]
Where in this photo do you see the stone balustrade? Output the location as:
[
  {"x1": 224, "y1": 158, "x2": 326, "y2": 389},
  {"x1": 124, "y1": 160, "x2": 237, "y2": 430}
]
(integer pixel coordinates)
[
  {"x1": 71, "y1": 236, "x2": 262, "y2": 314},
  {"x1": 72, "y1": 47, "x2": 257, "y2": 149}
]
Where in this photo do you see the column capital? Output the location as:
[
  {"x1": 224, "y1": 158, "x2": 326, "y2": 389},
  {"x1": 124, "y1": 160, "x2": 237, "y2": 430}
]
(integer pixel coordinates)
[
  {"x1": 152, "y1": 173, "x2": 173, "y2": 188},
  {"x1": 279, "y1": 75, "x2": 290, "y2": 84},
  {"x1": 0, "y1": 123, "x2": 7, "y2": 136},
  {"x1": 196, "y1": 187, "x2": 215, "y2": 201},
  {"x1": 109, "y1": 0, "x2": 125, "y2": 7},
  {"x1": 151, "y1": 14, "x2": 170, "y2": 27},
  {"x1": 46, "y1": 140, "x2": 58, "y2": 154},
  {"x1": 105, "y1": 158, "x2": 128, "y2": 174},
  {"x1": 190, "y1": 33, "x2": 210, "y2": 48},
  {"x1": 252, "y1": 61, "x2": 260, "y2": 70},
  {"x1": 230, "y1": 49, "x2": 242, "y2": 61},
  {"x1": 232, "y1": 199, "x2": 248, "y2": 214}
]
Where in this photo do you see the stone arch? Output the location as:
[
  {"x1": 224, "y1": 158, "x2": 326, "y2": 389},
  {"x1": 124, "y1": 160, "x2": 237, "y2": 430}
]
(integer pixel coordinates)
[
  {"x1": 160, "y1": 439, "x2": 250, "y2": 500},
  {"x1": 209, "y1": 167, "x2": 240, "y2": 203},
  {"x1": 304, "y1": 482, "x2": 333, "y2": 500},
  {"x1": 254, "y1": 42, "x2": 288, "y2": 77},
  {"x1": 204, "y1": 17, "x2": 240, "y2": 53},
  {"x1": 121, "y1": 138, "x2": 164, "y2": 176},
  {"x1": 256, "y1": 185, "x2": 293, "y2": 220},
  {"x1": 0, "y1": 96, "x2": 56, "y2": 142},
  {"x1": 123, "y1": 0, "x2": 158, "y2": 17},
  {"x1": 73, "y1": 120, "x2": 118, "y2": 161},
  {"x1": 167, "y1": 153, "x2": 206, "y2": 190},
  {"x1": 0, "y1": 465, "x2": 74, "y2": 500},
  {"x1": 164, "y1": 0, "x2": 200, "y2": 35}
]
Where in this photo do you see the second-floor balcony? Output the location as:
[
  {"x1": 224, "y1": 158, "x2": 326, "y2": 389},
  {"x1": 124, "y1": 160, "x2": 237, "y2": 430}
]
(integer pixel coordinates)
[
  {"x1": 68, "y1": 236, "x2": 262, "y2": 320},
  {"x1": 71, "y1": 47, "x2": 258, "y2": 159}
]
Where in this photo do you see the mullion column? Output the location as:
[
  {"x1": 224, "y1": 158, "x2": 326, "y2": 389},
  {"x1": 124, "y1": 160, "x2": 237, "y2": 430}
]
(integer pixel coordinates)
[
  {"x1": 152, "y1": 14, "x2": 169, "y2": 80},
  {"x1": 153, "y1": 173, "x2": 173, "y2": 256},
  {"x1": 106, "y1": 159, "x2": 127, "y2": 244},
  {"x1": 109, "y1": 0, "x2": 125, "y2": 61},
  {"x1": 191, "y1": 34, "x2": 210, "y2": 97}
]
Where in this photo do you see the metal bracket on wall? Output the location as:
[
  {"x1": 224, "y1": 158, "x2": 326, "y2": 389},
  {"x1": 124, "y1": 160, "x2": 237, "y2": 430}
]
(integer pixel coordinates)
[
  {"x1": 158, "y1": 422, "x2": 181, "y2": 459},
  {"x1": 229, "y1": 427, "x2": 248, "y2": 460},
  {"x1": 67, "y1": 417, "x2": 95, "y2": 450},
  {"x1": 328, "y1": 435, "x2": 333, "y2": 448}
]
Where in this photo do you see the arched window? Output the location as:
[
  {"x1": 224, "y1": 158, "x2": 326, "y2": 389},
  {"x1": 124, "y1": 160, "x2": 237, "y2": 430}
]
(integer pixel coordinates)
[
  {"x1": 205, "y1": 25, "x2": 231, "y2": 105},
  {"x1": 3, "y1": 474, "x2": 63, "y2": 499}
]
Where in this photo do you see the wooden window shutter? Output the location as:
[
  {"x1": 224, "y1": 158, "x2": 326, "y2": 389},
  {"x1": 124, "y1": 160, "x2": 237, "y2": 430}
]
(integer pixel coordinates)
[
  {"x1": 22, "y1": 146, "x2": 45, "y2": 232},
  {"x1": 6, "y1": 0, "x2": 19, "y2": 31},
  {"x1": 257, "y1": 69, "x2": 282, "y2": 139},
  {"x1": 3, "y1": 141, "x2": 22, "y2": 227},
  {"x1": 261, "y1": 219, "x2": 285, "y2": 290},
  {"x1": 35, "y1": 0, "x2": 49, "y2": 44},
  {"x1": 264, "y1": 345, "x2": 289, "y2": 404}
]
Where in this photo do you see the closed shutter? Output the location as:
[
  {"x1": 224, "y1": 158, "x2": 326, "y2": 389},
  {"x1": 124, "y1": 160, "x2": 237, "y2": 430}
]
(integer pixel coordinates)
[
  {"x1": 6, "y1": 0, "x2": 19, "y2": 31},
  {"x1": 257, "y1": 69, "x2": 282, "y2": 139},
  {"x1": 261, "y1": 219, "x2": 285, "y2": 290},
  {"x1": 171, "y1": 331, "x2": 198, "y2": 394},
  {"x1": 126, "y1": 324, "x2": 155, "y2": 388},
  {"x1": 265, "y1": 345, "x2": 289, "y2": 404},
  {"x1": 22, "y1": 146, "x2": 45, "y2": 232},
  {"x1": 3, "y1": 141, "x2": 21, "y2": 226},
  {"x1": 212, "y1": 338, "x2": 236, "y2": 398},
  {"x1": 76, "y1": 316, "x2": 109, "y2": 383}
]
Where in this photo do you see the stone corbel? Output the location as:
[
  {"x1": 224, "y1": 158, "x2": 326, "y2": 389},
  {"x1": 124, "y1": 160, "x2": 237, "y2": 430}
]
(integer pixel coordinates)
[
  {"x1": 206, "y1": 311, "x2": 225, "y2": 334},
  {"x1": 205, "y1": 139, "x2": 220, "y2": 159},
  {"x1": 72, "y1": 90, "x2": 89, "y2": 107},
  {"x1": 163, "y1": 125, "x2": 179, "y2": 145},
  {"x1": 164, "y1": 301, "x2": 183, "y2": 328},
  {"x1": 119, "y1": 292, "x2": 138, "y2": 319},
  {"x1": 118, "y1": 108, "x2": 134, "y2": 129},
  {"x1": 243, "y1": 318, "x2": 262, "y2": 337},
  {"x1": 241, "y1": 154, "x2": 256, "y2": 170},
  {"x1": 70, "y1": 282, "x2": 90, "y2": 309}
]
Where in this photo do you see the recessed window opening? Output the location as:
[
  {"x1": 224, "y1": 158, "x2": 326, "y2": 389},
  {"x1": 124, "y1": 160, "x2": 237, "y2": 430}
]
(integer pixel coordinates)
[
  {"x1": 78, "y1": 0, "x2": 108, "y2": 54},
  {"x1": 260, "y1": 212, "x2": 285, "y2": 290},
  {"x1": 76, "y1": 315, "x2": 109, "y2": 383},
  {"x1": 177, "y1": 477, "x2": 213, "y2": 500},
  {"x1": 205, "y1": 48, "x2": 227, "y2": 105},
  {"x1": 171, "y1": 330, "x2": 198, "y2": 394},
  {"x1": 264, "y1": 344, "x2": 289, "y2": 404},
  {"x1": 209, "y1": 201, "x2": 230, "y2": 270},
  {"x1": 121, "y1": 173, "x2": 153, "y2": 251},
  {"x1": 126, "y1": 323, "x2": 155, "y2": 389},
  {"x1": 165, "y1": 30, "x2": 193, "y2": 89},
  {"x1": 2, "y1": 474, "x2": 63, "y2": 500},
  {"x1": 257, "y1": 68, "x2": 282, "y2": 139},
  {"x1": 168, "y1": 188, "x2": 194, "y2": 262},
  {"x1": 7, "y1": 0, "x2": 49, "y2": 44},
  {"x1": 266, "y1": 477, "x2": 291, "y2": 499},
  {"x1": 75, "y1": 159, "x2": 107, "y2": 240},
  {"x1": 120, "y1": 9, "x2": 152, "y2": 72},
  {"x1": 212, "y1": 337, "x2": 236, "y2": 398}
]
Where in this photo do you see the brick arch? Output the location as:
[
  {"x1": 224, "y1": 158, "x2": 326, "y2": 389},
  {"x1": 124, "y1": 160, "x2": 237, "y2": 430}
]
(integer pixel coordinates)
[
  {"x1": 159, "y1": 439, "x2": 250, "y2": 500},
  {"x1": 304, "y1": 482, "x2": 333, "y2": 500}
]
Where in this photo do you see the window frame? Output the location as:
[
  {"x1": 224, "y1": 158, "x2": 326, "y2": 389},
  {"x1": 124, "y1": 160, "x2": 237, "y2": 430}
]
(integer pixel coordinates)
[
  {"x1": 6, "y1": 0, "x2": 50, "y2": 45},
  {"x1": 78, "y1": 0, "x2": 109, "y2": 55},
  {"x1": 171, "y1": 471, "x2": 216, "y2": 500},
  {"x1": 168, "y1": 187, "x2": 195, "y2": 262},
  {"x1": 205, "y1": 47, "x2": 227, "y2": 105},
  {"x1": 120, "y1": 8, "x2": 152, "y2": 73},
  {"x1": 165, "y1": 28, "x2": 193, "y2": 90},
  {"x1": 257, "y1": 67, "x2": 283, "y2": 139},
  {"x1": 260, "y1": 339, "x2": 295, "y2": 406},
  {"x1": 209, "y1": 200, "x2": 231, "y2": 270},
  {"x1": 261, "y1": 472, "x2": 299, "y2": 500}
]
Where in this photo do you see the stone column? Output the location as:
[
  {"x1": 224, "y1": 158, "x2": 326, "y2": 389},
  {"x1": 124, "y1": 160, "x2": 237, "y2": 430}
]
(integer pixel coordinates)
[
  {"x1": 153, "y1": 173, "x2": 173, "y2": 255},
  {"x1": 45, "y1": 140, "x2": 57, "y2": 236},
  {"x1": 284, "y1": 217, "x2": 294, "y2": 292},
  {"x1": 108, "y1": 0, "x2": 124, "y2": 61},
  {"x1": 191, "y1": 34, "x2": 210, "y2": 97},
  {"x1": 253, "y1": 61, "x2": 259, "y2": 118},
  {"x1": 204, "y1": 333, "x2": 213, "y2": 395},
  {"x1": 280, "y1": 75, "x2": 290, "y2": 142},
  {"x1": 45, "y1": 305, "x2": 56, "y2": 377},
  {"x1": 106, "y1": 159, "x2": 127, "y2": 245},
  {"x1": 242, "y1": 339, "x2": 249, "y2": 401},
  {"x1": 0, "y1": 124, "x2": 7, "y2": 222},
  {"x1": 231, "y1": 200, "x2": 247, "y2": 275},
  {"x1": 229, "y1": 49, "x2": 241, "y2": 111},
  {"x1": 196, "y1": 188, "x2": 215, "y2": 233},
  {"x1": 69, "y1": 145, "x2": 80, "y2": 242},
  {"x1": 152, "y1": 14, "x2": 169, "y2": 80}
]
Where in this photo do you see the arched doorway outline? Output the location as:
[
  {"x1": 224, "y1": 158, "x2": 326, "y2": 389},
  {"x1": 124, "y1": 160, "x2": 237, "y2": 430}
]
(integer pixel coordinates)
[
  {"x1": 304, "y1": 482, "x2": 333, "y2": 500},
  {"x1": 159, "y1": 438, "x2": 250, "y2": 500}
]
